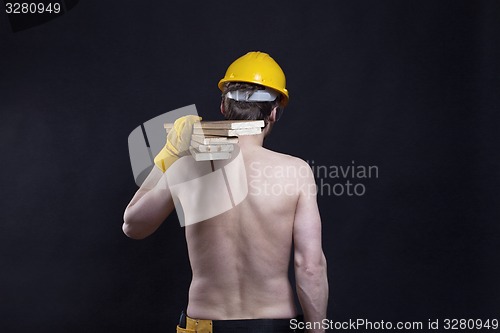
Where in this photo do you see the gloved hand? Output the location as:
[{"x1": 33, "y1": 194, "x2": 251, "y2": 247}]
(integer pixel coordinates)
[{"x1": 154, "y1": 115, "x2": 202, "y2": 172}]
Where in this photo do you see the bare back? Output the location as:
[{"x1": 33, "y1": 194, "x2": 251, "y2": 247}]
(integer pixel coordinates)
[{"x1": 182, "y1": 145, "x2": 307, "y2": 320}]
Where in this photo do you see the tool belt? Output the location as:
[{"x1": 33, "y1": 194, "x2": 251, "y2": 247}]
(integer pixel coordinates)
[{"x1": 176, "y1": 315, "x2": 212, "y2": 333}]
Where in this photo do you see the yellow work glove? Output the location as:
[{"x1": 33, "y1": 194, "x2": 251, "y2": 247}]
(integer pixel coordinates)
[{"x1": 154, "y1": 115, "x2": 202, "y2": 172}]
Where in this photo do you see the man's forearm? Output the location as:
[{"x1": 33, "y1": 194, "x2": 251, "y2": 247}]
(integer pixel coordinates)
[{"x1": 295, "y1": 255, "x2": 329, "y2": 333}]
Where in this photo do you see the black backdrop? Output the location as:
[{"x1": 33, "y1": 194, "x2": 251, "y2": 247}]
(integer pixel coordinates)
[{"x1": 1, "y1": 1, "x2": 499, "y2": 332}]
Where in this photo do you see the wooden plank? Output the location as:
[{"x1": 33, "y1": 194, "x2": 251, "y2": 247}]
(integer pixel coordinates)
[
  {"x1": 164, "y1": 120, "x2": 264, "y2": 130},
  {"x1": 192, "y1": 127, "x2": 261, "y2": 136},
  {"x1": 191, "y1": 135, "x2": 239, "y2": 145},
  {"x1": 189, "y1": 147, "x2": 231, "y2": 161},
  {"x1": 195, "y1": 120, "x2": 264, "y2": 129},
  {"x1": 190, "y1": 141, "x2": 234, "y2": 153}
]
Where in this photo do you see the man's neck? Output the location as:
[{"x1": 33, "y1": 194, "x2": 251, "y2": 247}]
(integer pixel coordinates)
[{"x1": 237, "y1": 132, "x2": 265, "y2": 147}]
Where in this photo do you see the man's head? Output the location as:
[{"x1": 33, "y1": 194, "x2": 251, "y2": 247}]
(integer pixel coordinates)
[
  {"x1": 218, "y1": 52, "x2": 288, "y2": 136},
  {"x1": 220, "y1": 82, "x2": 281, "y2": 126}
]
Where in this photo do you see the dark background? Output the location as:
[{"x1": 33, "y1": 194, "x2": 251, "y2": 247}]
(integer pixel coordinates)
[{"x1": 1, "y1": 1, "x2": 499, "y2": 332}]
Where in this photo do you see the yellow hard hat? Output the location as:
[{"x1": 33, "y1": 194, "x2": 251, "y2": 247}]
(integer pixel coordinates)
[{"x1": 218, "y1": 51, "x2": 289, "y2": 106}]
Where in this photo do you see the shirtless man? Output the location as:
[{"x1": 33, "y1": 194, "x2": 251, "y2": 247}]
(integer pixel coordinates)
[{"x1": 123, "y1": 52, "x2": 328, "y2": 333}]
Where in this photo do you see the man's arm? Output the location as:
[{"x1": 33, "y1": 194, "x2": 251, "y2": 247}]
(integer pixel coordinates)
[
  {"x1": 293, "y1": 163, "x2": 328, "y2": 332},
  {"x1": 122, "y1": 166, "x2": 174, "y2": 239},
  {"x1": 122, "y1": 115, "x2": 201, "y2": 239}
]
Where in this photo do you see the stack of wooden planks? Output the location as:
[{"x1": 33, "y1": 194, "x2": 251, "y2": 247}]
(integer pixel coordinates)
[{"x1": 164, "y1": 120, "x2": 264, "y2": 161}]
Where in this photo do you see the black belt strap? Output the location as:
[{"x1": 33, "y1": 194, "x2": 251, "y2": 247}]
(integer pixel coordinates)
[
  {"x1": 213, "y1": 317, "x2": 303, "y2": 333},
  {"x1": 179, "y1": 311, "x2": 303, "y2": 333}
]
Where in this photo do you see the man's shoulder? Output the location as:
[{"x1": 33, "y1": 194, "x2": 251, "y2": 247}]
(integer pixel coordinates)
[
  {"x1": 263, "y1": 149, "x2": 311, "y2": 170},
  {"x1": 267, "y1": 149, "x2": 307, "y2": 163}
]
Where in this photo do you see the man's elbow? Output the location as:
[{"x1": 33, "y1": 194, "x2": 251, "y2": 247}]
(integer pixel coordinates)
[
  {"x1": 122, "y1": 211, "x2": 148, "y2": 240},
  {"x1": 122, "y1": 222, "x2": 146, "y2": 240},
  {"x1": 295, "y1": 253, "x2": 328, "y2": 277}
]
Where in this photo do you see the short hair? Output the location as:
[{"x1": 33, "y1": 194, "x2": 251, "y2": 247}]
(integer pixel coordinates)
[{"x1": 221, "y1": 82, "x2": 281, "y2": 124}]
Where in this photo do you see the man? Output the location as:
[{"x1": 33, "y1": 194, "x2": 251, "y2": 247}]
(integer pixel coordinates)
[{"x1": 123, "y1": 51, "x2": 328, "y2": 333}]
